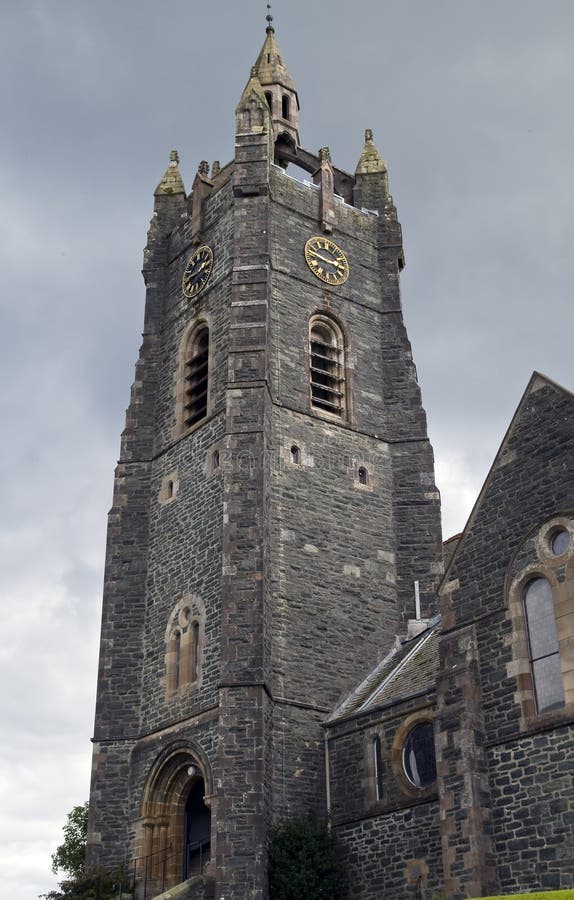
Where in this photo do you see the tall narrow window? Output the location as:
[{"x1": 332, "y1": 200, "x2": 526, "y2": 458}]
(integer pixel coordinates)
[
  {"x1": 282, "y1": 94, "x2": 290, "y2": 120},
  {"x1": 184, "y1": 326, "x2": 209, "y2": 428},
  {"x1": 373, "y1": 736, "x2": 383, "y2": 801},
  {"x1": 309, "y1": 317, "x2": 345, "y2": 417},
  {"x1": 524, "y1": 577, "x2": 565, "y2": 713},
  {"x1": 173, "y1": 631, "x2": 181, "y2": 690},
  {"x1": 265, "y1": 91, "x2": 273, "y2": 111},
  {"x1": 192, "y1": 622, "x2": 200, "y2": 682}
]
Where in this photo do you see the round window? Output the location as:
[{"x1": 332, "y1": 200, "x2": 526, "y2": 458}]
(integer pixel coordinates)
[
  {"x1": 550, "y1": 528, "x2": 570, "y2": 557},
  {"x1": 402, "y1": 721, "x2": 437, "y2": 788}
]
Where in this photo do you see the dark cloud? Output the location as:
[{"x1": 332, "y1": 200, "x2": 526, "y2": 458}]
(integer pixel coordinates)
[{"x1": 1, "y1": 2, "x2": 574, "y2": 897}]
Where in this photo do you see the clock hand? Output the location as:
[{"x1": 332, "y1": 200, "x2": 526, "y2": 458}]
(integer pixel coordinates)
[{"x1": 310, "y1": 252, "x2": 339, "y2": 266}]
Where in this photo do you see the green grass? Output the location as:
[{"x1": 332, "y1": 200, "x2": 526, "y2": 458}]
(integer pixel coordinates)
[{"x1": 470, "y1": 893, "x2": 574, "y2": 900}]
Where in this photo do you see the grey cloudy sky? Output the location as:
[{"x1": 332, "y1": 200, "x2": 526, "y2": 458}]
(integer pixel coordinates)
[{"x1": 1, "y1": 1, "x2": 573, "y2": 897}]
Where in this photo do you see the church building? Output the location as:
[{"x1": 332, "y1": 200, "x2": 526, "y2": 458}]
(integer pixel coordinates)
[{"x1": 86, "y1": 16, "x2": 574, "y2": 900}]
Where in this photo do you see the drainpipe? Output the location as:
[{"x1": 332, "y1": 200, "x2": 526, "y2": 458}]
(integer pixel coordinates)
[{"x1": 324, "y1": 734, "x2": 332, "y2": 830}]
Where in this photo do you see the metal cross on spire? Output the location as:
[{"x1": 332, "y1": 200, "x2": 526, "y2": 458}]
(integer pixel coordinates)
[{"x1": 266, "y1": 1, "x2": 275, "y2": 32}]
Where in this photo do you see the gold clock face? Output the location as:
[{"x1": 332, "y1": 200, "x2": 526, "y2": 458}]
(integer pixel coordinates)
[
  {"x1": 304, "y1": 236, "x2": 350, "y2": 286},
  {"x1": 182, "y1": 245, "x2": 214, "y2": 298}
]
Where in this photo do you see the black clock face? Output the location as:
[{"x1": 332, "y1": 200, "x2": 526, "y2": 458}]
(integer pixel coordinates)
[
  {"x1": 304, "y1": 236, "x2": 350, "y2": 285},
  {"x1": 182, "y1": 245, "x2": 214, "y2": 298}
]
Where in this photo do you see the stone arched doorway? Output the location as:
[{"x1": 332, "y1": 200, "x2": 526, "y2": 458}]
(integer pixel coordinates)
[{"x1": 136, "y1": 744, "x2": 213, "y2": 897}]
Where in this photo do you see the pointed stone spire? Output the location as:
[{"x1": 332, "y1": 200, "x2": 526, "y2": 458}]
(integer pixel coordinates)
[
  {"x1": 154, "y1": 149, "x2": 186, "y2": 196},
  {"x1": 237, "y1": 66, "x2": 271, "y2": 114},
  {"x1": 251, "y1": 17, "x2": 300, "y2": 148},
  {"x1": 236, "y1": 65, "x2": 272, "y2": 138},
  {"x1": 254, "y1": 24, "x2": 297, "y2": 94},
  {"x1": 353, "y1": 129, "x2": 402, "y2": 266},
  {"x1": 355, "y1": 129, "x2": 388, "y2": 176},
  {"x1": 354, "y1": 129, "x2": 390, "y2": 212},
  {"x1": 146, "y1": 150, "x2": 187, "y2": 275}
]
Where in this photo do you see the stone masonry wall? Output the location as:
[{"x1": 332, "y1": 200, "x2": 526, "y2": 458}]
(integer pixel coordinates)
[
  {"x1": 438, "y1": 378, "x2": 574, "y2": 895},
  {"x1": 336, "y1": 801, "x2": 443, "y2": 900},
  {"x1": 488, "y1": 726, "x2": 574, "y2": 893},
  {"x1": 264, "y1": 167, "x2": 442, "y2": 822},
  {"x1": 328, "y1": 691, "x2": 442, "y2": 898},
  {"x1": 140, "y1": 412, "x2": 225, "y2": 733},
  {"x1": 154, "y1": 180, "x2": 234, "y2": 451},
  {"x1": 88, "y1": 172, "x2": 234, "y2": 871}
]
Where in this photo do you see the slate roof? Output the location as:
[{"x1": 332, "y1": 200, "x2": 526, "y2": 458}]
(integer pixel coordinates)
[{"x1": 326, "y1": 617, "x2": 441, "y2": 725}]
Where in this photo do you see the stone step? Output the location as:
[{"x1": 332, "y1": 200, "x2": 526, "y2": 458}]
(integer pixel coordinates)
[{"x1": 148, "y1": 875, "x2": 215, "y2": 900}]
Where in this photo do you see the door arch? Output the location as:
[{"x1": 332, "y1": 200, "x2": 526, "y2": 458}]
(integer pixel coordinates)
[{"x1": 137, "y1": 743, "x2": 213, "y2": 894}]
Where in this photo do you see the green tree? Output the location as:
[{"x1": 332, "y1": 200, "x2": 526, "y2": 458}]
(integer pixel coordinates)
[
  {"x1": 268, "y1": 815, "x2": 345, "y2": 900},
  {"x1": 50, "y1": 802, "x2": 89, "y2": 879},
  {"x1": 41, "y1": 803, "x2": 130, "y2": 900}
]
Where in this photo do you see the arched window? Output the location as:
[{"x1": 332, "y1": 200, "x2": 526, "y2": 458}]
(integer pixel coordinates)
[
  {"x1": 373, "y1": 736, "x2": 383, "y2": 801},
  {"x1": 402, "y1": 721, "x2": 436, "y2": 789},
  {"x1": 507, "y1": 517, "x2": 574, "y2": 722},
  {"x1": 166, "y1": 601, "x2": 204, "y2": 695},
  {"x1": 290, "y1": 445, "x2": 300, "y2": 465},
  {"x1": 184, "y1": 326, "x2": 209, "y2": 429},
  {"x1": 309, "y1": 316, "x2": 346, "y2": 418},
  {"x1": 524, "y1": 577, "x2": 565, "y2": 714},
  {"x1": 265, "y1": 91, "x2": 273, "y2": 111},
  {"x1": 282, "y1": 94, "x2": 290, "y2": 120},
  {"x1": 358, "y1": 466, "x2": 368, "y2": 486}
]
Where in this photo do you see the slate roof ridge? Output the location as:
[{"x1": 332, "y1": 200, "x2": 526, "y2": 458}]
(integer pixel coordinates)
[
  {"x1": 326, "y1": 615, "x2": 440, "y2": 725},
  {"x1": 326, "y1": 643, "x2": 401, "y2": 725},
  {"x1": 358, "y1": 625, "x2": 437, "y2": 714}
]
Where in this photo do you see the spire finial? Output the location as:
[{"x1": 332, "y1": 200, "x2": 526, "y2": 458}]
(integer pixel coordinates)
[
  {"x1": 266, "y1": 1, "x2": 274, "y2": 33},
  {"x1": 155, "y1": 149, "x2": 185, "y2": 196},
  {"x1": 355, "y1": 128, "x2": 388, "y2": 179}
]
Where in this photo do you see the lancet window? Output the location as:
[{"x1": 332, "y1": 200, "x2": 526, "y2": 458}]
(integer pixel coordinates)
[
  {"x1": 166, "y1": 601, "x2": 204, "y2": 695},
  {"x1": 508, "y1": 517, "x2": 574, "y2": 721},
  {"x1": 309, "y1": 316, "x2": 346, "y2": 418},
  {"x1": 183, "y1": 325, "x2": 209, "y2": 429}
]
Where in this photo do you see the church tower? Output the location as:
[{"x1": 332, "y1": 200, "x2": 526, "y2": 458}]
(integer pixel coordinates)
[{"x1": 87, "y1": 16, "x2": 442, "y2": 900}]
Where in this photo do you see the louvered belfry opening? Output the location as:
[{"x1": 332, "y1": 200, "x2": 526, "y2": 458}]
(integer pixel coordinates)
[
  {"x1": 184, "y1": 326, "x2": 209, "y2": 428},
  {"x1": 310, "y1": 319, "x2": 344, "y2": 416}
]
